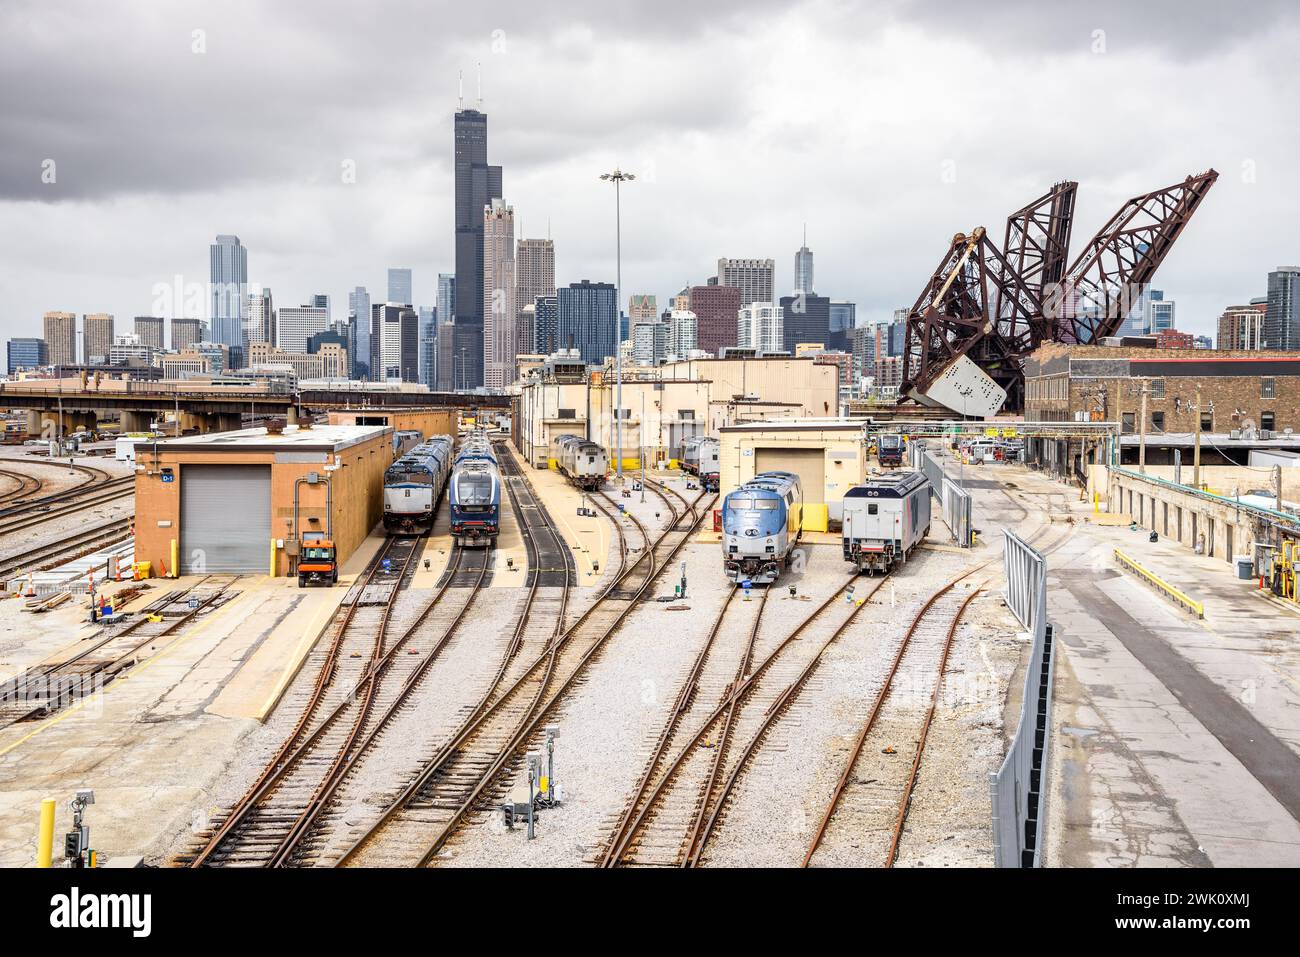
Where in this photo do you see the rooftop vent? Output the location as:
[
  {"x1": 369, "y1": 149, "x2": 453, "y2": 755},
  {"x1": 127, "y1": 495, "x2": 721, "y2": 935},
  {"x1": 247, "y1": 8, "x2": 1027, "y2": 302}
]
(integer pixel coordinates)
[{"x1": 266, "y1": 418, "x2": 286, "y2": 435}]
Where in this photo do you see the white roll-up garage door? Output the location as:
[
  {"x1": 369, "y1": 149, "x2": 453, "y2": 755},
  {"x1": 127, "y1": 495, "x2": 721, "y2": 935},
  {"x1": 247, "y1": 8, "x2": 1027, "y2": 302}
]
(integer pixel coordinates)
[
  {"x1": 181, "y1": 464, "x2": 272, "y2": 574},
  {"x1": 754, "y1": 448, "x2": 825, "y2": 503}
]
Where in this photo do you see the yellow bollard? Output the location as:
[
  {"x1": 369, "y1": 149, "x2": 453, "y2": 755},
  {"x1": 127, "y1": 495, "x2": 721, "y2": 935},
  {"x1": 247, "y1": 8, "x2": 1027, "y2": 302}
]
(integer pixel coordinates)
[
  {"x1": 170, "y1": 538, "x2": 179, "y2": 578},
  {"x1": 36, "y1": 798, "x2": 56, "y2": 868}
]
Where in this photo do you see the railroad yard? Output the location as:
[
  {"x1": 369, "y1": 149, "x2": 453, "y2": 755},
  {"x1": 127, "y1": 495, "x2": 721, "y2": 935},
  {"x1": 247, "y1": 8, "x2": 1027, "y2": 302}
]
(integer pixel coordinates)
[{"x1": 0, "y1": 433, "x2": 1295, "y2": 871}]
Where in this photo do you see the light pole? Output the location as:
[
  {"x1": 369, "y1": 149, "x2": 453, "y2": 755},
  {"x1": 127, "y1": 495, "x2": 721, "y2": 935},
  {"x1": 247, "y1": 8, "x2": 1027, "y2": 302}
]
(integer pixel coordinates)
[{"x1": 600, "y1": 167, "x2": 635, "y2": 483}]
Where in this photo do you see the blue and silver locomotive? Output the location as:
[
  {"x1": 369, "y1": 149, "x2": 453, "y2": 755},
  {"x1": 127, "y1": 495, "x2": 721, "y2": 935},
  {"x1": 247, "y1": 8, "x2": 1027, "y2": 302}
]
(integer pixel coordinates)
[
  {"x1": 383, "y1": 435, "x2": 454, "y2": 535},
  {"x1": 721, "y1": 470, "x2": 804, "y2": 584},
  {"x1": 449, "y1": 430, "x2": 501, "y2": 547}
]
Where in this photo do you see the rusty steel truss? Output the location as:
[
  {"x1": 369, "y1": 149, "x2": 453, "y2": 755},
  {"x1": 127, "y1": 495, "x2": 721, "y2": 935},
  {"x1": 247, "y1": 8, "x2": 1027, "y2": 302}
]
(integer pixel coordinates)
[{"x1": 902, "y1": 170, "x2": 1217, "y2": 412}]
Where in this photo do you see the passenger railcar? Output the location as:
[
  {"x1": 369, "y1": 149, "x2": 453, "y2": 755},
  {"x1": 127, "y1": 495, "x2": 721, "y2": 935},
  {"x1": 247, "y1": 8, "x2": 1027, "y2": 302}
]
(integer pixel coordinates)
[
  {"x1": 449, "y1": 431, "x2": 501, "y2": 547},
  {"x1": 841, "y1": 471, "x2": 931, "y2": 574},
  {"x1": 682, "y1": 436, "x2": 720, "y2": 491},
  {"x1": 877, "y1": 433, "x2": 904, "y2": 467},
  {"x1": 721, "y1": 470, "x2": 803, "y2": 584},
  {"x1": 383, "y1": 435, "x2": 454, "y2": 534},
  {"x1": 551, "y1": 433, "x2": 608, "y2": 490},
  {"x1": 392, "y1": 429, "x2": 423, "y2": 457}
]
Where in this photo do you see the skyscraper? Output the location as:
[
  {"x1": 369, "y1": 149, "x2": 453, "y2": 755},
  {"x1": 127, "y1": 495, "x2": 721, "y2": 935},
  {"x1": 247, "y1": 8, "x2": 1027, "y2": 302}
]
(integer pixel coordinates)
[
  {"x1": 371, "y1": 303, "x2": 419, "y2": 382},
  {"x1": 387, "y1": 268, "x2": 412, "y2": 306},
  {"x1": 276, "y1": 304, "x2": 329, "y2": 355},
  {"x1": 482, "y1": 199, "x2": 517, "y2": 389},
  {"x1": 418, "y1": 306, "x2": 437, "y2": 389},
  {"x1": 435, "y1": 274, "x2": 456, "y2": 391},
  {"x1": 8, "y1": 338, "x2": 48, "y2": 375},
  {"x1": 738, "y1": 303, "x2": 784, "y2": 352},
  {"x1": 628, "y1": 294, "x2": 657, "y2": 325},
  {"x1": 133, "y1": 316, "x2": 165, "y2": 350},
  {"x1": 1266, "y1": 267, "x2": 1300, "y2": 349},
  {"x1": 1218, "y1": 302, "x2": 1267, "y2": 350},
  {"x1": 557, "y1": 281, "x2": 617, "y2": 364},
  {"x1": 515, "y1": 238, "x2": 555, "y2": 367},
  {"x1": 348, "y1": 286, "x2": 371, "y2": 379},
  {"x1": 829, "y1": 301, "x2": 856, "y2": 337},
  {"x1": 717, "y1": 258, "x2": 775, "y2": 309},
  {"x1": 668, "y1": 310, "x2": 699, "y2": 357},
  {"x1": 778, "y1": 293, "x2": 832, "y2": 354},
  {"x1": 533, "y1": 294, "x2": 559, "y2": 356},
  {"x1": 245, "y1": 287, "x2": 274, "y2": 346},
  {"x1": 688, "y1": 284, "x2": 742, "y2": 356},
  {"x1": 454, "y1": 105, "x2": 503, "y2": 389},
  {"x1": 209, "y1": 235, "x2": 248, "y2": 356},
  {"x1": 171, "y1": 317, "x2": 203, "y2": 352},
  {"x1": 437, "y1": 273, "x2": 456, "y2": 324},
  {"x1": 794, "y1": 229, "x2": 814, "y2": 294},
  {"x1": 82, "y1": 313, "x2": 115, "y2": 364}
]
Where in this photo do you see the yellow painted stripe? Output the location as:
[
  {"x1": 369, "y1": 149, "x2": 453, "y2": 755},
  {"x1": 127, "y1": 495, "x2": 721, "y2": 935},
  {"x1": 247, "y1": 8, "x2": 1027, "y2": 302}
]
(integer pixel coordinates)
[{"x1": 1113, "y1": 548, "x2": 1205, "y2": 618}]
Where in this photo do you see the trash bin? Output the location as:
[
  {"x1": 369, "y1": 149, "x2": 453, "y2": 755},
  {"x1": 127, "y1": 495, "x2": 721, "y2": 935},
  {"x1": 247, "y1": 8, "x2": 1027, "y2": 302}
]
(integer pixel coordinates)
[{"x1": 1235, "y1": 556, "x2": 1254, "y2": 580}]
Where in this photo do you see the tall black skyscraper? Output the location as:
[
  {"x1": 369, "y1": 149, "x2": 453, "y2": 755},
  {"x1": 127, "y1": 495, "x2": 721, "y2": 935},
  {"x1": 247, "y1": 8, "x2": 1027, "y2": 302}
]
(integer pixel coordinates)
[{"x1": 453, "y1": 107, "x2": 502, "y2": 389}]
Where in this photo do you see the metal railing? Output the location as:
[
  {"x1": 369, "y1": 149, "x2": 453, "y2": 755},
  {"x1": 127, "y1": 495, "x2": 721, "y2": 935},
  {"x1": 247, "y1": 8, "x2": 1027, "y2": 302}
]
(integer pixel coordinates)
[
  {"x1": 990, "y1": 529, "x2": 1055, "y2": 867},
  {"x1": 942, "y1": 478, "x2": 973, "y2": 547}
]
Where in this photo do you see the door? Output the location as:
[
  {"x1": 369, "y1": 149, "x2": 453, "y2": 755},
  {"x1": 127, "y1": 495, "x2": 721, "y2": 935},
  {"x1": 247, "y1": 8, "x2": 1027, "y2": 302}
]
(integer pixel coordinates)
[
  {"x1": 754, "y1": 448, "x2": 824, "y2": 504},
  {"x1": 181, "y1": 464, "x2": 272, "y2": 574}
]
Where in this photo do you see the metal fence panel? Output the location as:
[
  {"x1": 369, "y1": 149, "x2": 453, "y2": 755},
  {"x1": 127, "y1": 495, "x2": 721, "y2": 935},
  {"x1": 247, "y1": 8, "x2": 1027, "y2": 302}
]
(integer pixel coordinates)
[
  {"x1": 941, "y1": 478, "x2": 972, "y2": 547},
  {"x1": 990, "y1": 529, "x2": 1055, "y2": 867}
]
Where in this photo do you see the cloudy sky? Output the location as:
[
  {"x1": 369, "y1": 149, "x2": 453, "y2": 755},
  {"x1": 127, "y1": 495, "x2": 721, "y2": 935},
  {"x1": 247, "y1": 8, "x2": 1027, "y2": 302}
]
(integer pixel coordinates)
[{"x1": 2, "y1": 0, "x2": 1298, "y2": 342}]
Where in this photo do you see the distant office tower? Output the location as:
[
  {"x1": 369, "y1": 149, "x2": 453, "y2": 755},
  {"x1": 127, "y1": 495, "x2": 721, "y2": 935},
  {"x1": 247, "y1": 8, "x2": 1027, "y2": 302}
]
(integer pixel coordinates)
[
  {"x1": 170, "y1": 317, "x2": 203, "y2": 352},
  {"x1": 671, "y1": 287, "x2": 691, "y2": 312},
  {"x1": 557, "y1": 281, "x2": 617, "y2": 364},
  {"x1": 276, "y1": 304, "x2": 329, "y2": 355},
  {"x1": 245, "y1": 287, "x2": 275, "y2": 346},
  {"x1": 888, "y1": 308, "x2": 908, "y2": 356},
  {"x1": 454, "y1": 105, "x2": 503, "y2": 389},
  {"x1": 533, "y1": 294, "x2": 559, "y2": 355},
  {"x1": 109, "y1": 334, "x2": 155, "y2": 367},
  {"x1": 209, "y1": 235, "x2": 248, "y2": 353},
  {"x1": 348, "y1": 286, "x2": 371, "y2": 379},
  {"x1": 371, "y1": 303, "x2": 419, "y2": 382},
  {"x1": 688, "y1": 284, "x2": 742, "y2": 356},
  {"x1": 515, "y1": 238, "x2": 555, "y2": 365},
  {"x1": 419, "y1": 306, "x2": 437, "y2": 389},
  {"x1": 668, "y1": 310, "x2": 699, "y2": 357},
  {"x1": 482, "y1": 200, "x2": 517, "y2": 389},
  {"x1": 387, "y1": 269, "x2": 412, "y2": 306},
  {"x1": 778, "y1": 293, "x2": 832, "y2": 354},
  {"x1": 194, "y1": 341, "x2": 231, "y2": 374},
  {"x1": 829, "y1": 300, "x2": 856, "y2": 337},
  {"x1": 632, "y1": 320, "x2": 668, "y2": 366},
  {"x1": 1266, "y1": 267, "x2": 1300, "y2": 349},
  {"x1": 133, "y1": 316, "x2": 165, "y2": 350},
  {"x1": 852, "y1": 322, "x2": 886, "y2": 379},
  {"x1": 437, "y1": 274, "x2": 456, "y2": 327},
  {"x1": 794, "y1": 229, "x2": 814, "y2": 294},
  {"x1": 629, "y1": 294, "x2": 657, "y2": 325},
  {"x1": 717, "y1": 258, "x2": 775, "y2": 309},
  {"x1": 738, "y1": 303, "x2": 784, "y2": 352},
  {"x1": 7, "y1": 338, "x2": 48, "y2": 374},
  {"x1": 1149, "y1": 292, "x2": 1175, "y2": 331},
  {"x1": 1218, "y1": 302, "x2": 1268, "y2": 350},
  {"x1": 82, "y1": 313, "x2": 114, "y2": 365}
]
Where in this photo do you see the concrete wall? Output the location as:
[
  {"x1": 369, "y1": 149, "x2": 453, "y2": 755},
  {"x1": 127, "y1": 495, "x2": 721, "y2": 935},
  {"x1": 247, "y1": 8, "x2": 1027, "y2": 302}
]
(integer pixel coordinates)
[
  {"x1": 133, "y1": 429, "x2": 392, "y2": 577},
  {"x1": 326, "y1": 408, "x2": 455, "y2": 439},
  {"x1": 662, "y1": 357, "x2": 839, "y2": 420}
]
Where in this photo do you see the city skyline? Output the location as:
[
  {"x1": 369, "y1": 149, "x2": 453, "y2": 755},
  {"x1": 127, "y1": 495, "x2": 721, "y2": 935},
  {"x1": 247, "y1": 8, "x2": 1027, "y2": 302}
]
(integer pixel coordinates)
[{"x1": 3, "y1": 3, "x2": 1294, "y2": 344}]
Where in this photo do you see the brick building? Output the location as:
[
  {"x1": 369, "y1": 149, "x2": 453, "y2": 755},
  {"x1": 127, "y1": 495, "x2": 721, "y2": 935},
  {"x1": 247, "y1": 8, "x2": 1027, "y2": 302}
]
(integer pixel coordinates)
[{"x1": 688, "y1": 284, "x2": 742, "y2": 356}]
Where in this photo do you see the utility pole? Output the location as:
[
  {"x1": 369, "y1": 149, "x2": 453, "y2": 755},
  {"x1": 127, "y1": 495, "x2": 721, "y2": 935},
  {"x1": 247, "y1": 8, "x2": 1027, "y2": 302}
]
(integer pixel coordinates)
[
  {"x1": 600, "y1": 168, "x2": 635, "y2": 484},
  {"x1": 1276, "y1": 464, "x2": 1283, "y2": 513},
  {"x1": 1193, "y1": 385, "x2": 1202, "y2": 490},
  {"x1": 1138, "y1": 382, "x2": 1149, "y2": 474}
]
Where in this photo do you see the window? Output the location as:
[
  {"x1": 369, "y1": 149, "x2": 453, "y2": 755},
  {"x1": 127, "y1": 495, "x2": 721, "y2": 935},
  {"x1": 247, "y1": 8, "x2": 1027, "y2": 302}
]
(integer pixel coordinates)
[
  {"x1": 1149, "y1": 378, "x2": 1165, "y2": 399},
  {"x1": 868, "y1": 503, "x2": 878, "y2": 515},
  {"x1": 678, "y1": 410, "x2": 695, "y2": 419},
  {"x1": 1122, "y1": 412, "x2": 1135, "y2": 434},
  {"x1": 1151, "y1": 411, "x2": 1165, "y2": 432},
  {"x1": 1262, "y1": 378, "x2": 1276, "y2": 399},
  {"x1": 557, "y1": 408, "x2": 576, "y2": 419},
  {"x1": 1262, "y1": 412, "x2": 1275, "y2": 431},
  {"x1": 1200, "y1": 411, "x2": 1213, "y2": 432}
]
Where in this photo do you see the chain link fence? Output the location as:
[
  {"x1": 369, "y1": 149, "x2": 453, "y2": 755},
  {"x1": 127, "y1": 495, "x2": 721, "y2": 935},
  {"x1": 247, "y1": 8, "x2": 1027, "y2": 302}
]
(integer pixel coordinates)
[{"x1": 990, "y1": 529, "x2": 1055, "y2": 867}]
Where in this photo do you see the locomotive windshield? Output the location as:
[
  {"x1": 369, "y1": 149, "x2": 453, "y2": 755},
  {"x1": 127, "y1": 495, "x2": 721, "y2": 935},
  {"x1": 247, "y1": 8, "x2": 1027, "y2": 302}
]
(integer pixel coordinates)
[
  {"x1": 879, "y1": 435, "x2": 901, "y2": 448},
  {"x1": 458, "y1": 473, "x2": 493, "y2": 505},
  {"x1": 386, "y1": 465, "x2": 432, "y2": 484},
  {"x1": 724, "y1": 496, "x2": 784, "y2": 535}
]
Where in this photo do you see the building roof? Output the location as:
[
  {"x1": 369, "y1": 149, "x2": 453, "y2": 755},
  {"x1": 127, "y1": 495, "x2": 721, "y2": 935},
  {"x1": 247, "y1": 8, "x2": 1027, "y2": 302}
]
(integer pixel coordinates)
[
  {"x1": 138, "y1": 423, "x2": 390, "y2": 453},
  {"x1": 720, "y1": 418, "x2": 864, "y2": 433}
]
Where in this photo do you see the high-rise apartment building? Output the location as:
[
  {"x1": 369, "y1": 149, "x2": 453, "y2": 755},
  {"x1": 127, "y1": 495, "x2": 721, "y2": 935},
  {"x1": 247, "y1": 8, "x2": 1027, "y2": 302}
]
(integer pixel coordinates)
[
  {"x1": 688, "y1": 284, "x2": 742, "y2": 356},
  {"x1": 209, "y1": 235, "x2": 248, "y2": 354},
  {"x1": 668, "y1": 310, "x2": 699, "y2": 357},
  {"x1": 276, "y1": 304, "x2": 329, "y2": 355},
  {"x1": 794, "y1": 231, "x2": 814, "y2": 294},
  {"x1": 717, "y1": 258, "x2": 775, "y2": 309},
  {"x1": 170, "y1": 317, "x2": 204, "y2": 352},
  {"x1": 371, "y1": 303, "x2": 419, "y2": 382},
  {"x1": 632, "y1": 320, "x2": 668, "y2": 366},
  {"x1": 1266, "y1": 267, "x2": 1300, "y2": 349},
  {"x1": 557, "y1": 281, "x2": 617, "y2": 365},
  {"x1": 82, "y1": 313, "x2": 115, "y2": 365},
  {"x1": 533, "y1": 295, "x2": 560, "y2": 356},
  {"x1": 1218, "y1": 301, "x2": 1268, "y2": 350},
  {"x1": 482, "y1": 200, "x2": 517, "y2": 389},
  {"x1": 133, "y1": 316, "x2": 165, "y2": 350},
  {"x1": 387, "y1": 269, "x2": 412, "y2": 306},
  {"x1": 454, "y1": 106, "x2": 503, "y2": 389},
  {"x1": 737, "y1": 303, "x2": 784, "y2": 352},
  {"x1": 245, "y1": 287, "x2": 275, "y2": 346}
]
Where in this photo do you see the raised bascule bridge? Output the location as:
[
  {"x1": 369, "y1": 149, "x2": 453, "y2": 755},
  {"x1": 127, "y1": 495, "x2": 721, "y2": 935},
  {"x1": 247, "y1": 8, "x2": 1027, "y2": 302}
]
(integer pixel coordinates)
[{"x1": 900, "y1": 169, "x2": 1219, "y2": 417}]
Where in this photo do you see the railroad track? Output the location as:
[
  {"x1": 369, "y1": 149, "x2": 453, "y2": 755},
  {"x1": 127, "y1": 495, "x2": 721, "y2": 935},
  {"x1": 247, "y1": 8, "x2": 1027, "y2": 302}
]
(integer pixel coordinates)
[
  {"x1": 0, "y1": 576, "x2": 237, "y2": 729},
  {"x1": 0, "y1": 518, "x2": 134, "y2": 581},
  {"x1": 0, "y1": 480, "x2": 134, "y2": 537},
  {"x1": 183, "y1": 534, "x2": 487, "y2": 866},
  {"x1": 0, "y1": 469, "x2": 42, "y2": 504},
  {"x1": 802, "y1": 571, "x2": 986, "y2": 867},
  {"x1": 336, "y1": 474, "x2": 715, "y2": 867}
]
